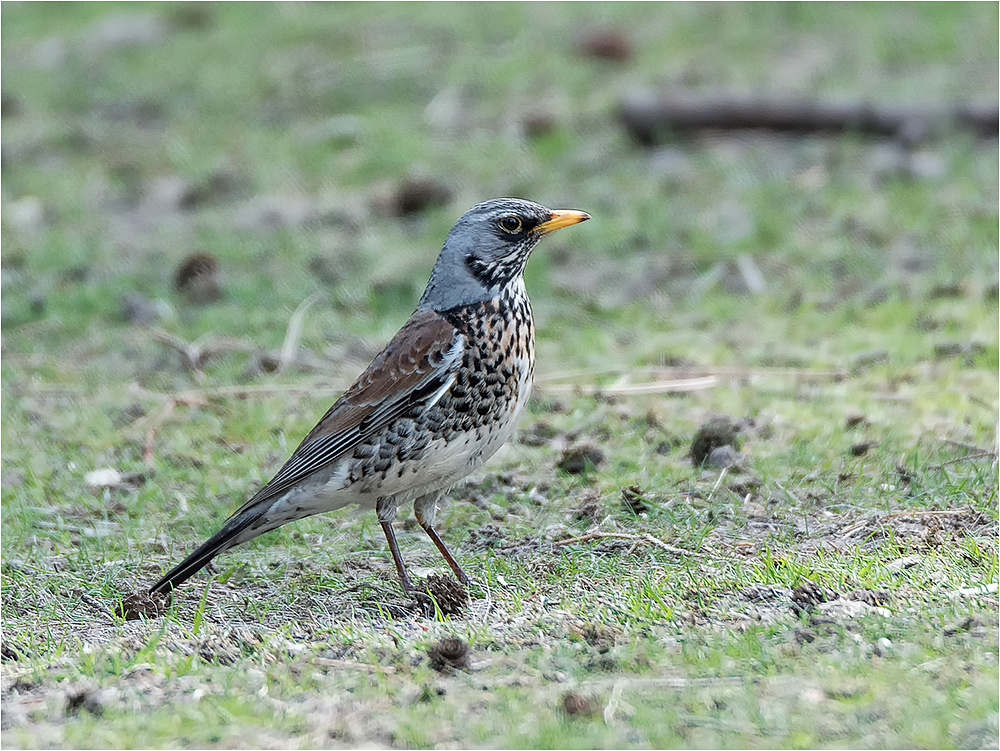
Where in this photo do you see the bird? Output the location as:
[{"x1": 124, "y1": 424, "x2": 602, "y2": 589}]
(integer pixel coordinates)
[{"x1": 149, "y1": 198, "x2": 590, "y2": 603}]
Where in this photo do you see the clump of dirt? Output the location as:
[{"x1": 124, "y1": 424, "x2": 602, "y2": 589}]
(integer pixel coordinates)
[
  {"x1": 560, "y1": 690, "x2": 601, "y2": 717},
  {"x1": 575, "y1": 28, "x2": 633, "y2": 62},
  {"x1": 572, "y1": 492, "x2": 604, "y2": 523},
  {"x1": 420, "y1": 574, "x2": 469, "y2": 617},
  {"x1": 464, "y1": 524, "x2": 506, "y2": 550},
  {"x1": 1, "y1": 640, "x2": 25, "y2": 661},
  {"x1": 388, "y1": 176, "x2": 452, "y2": 216},
  {"x1": 690, "y1": 416, "x2": 743, "y2": 467},
  {"x1": 620, "y1": 485, "x2": 651, "y2": 515},
  {"x1": 65, "y1": 686, "x2": 104, "y2": 717},
  {"x1": 116, "y1": 590, "x2": 170, "y2": 621},
  {"x1": 173, "y1": 252, "x2": 222, "y2": 304},
  {"x1": 426, "y1": 636, "x2": 470, "y2": 673},
  {"x1": 522, "y1": 108, "x2": 558, "y2": 139},
  {"x1": 569, "y1": 621, "x2": 617, "y2": 652},
  {"x1": 942, "y1": 615, "x2": 977, "y2": 636},
  {"x1": 849, "y1": 441, "x2": 878, "y2": 457},
  {"x1": 845, "y1": 413, "x2": 868, "y2": 429},
  {"x1": 791, "y1": 582, "x2": 830, "y2": 615},
  {"x1": 845, "y1": 589, "x2": 892, "y2": 608},
  {"x1": 557, "y1": 443, "x2": 606, "y2": 474},
  {"x1": 519, "y1": 420, "x2": 560, "y2": 447}
]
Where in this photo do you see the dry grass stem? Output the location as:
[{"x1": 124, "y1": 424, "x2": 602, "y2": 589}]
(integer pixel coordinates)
[{"x1": 553, "y1": 532, "x2": 709, "y2": 560}]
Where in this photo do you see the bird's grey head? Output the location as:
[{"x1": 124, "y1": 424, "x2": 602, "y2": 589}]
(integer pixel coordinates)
[{"x1": 418, "y1": 198, "x2": 590, "y2": 311}]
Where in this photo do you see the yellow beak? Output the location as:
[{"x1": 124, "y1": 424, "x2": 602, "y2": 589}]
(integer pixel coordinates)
[{"x1": 535, "y1": 209, "x2": 591, "y2": 235}]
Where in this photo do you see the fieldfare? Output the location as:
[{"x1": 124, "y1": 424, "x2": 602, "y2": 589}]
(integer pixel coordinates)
[{"x1": 150, "y1": 198, "x2": 590, "y2": 602}]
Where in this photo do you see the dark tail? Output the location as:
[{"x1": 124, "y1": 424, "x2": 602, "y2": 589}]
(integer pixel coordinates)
[{"x1": 149, "y1": 505, "x2": 268, "y2": 595}]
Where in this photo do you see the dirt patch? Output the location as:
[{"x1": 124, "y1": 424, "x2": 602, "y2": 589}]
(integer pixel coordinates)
[
  {"x1": 831, "y1": 508, "x2": 995, "y2": 552},
  {"x1": 116, "y1": 589, "x2": 170, "y2": 621}
]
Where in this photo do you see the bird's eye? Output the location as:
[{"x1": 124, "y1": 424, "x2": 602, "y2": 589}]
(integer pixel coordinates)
[{"x1": 497, "y1": 214, "x2": 523, "y2": 234}]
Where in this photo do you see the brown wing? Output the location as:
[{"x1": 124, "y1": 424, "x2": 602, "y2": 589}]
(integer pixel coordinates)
[{"x1": 233, "y1": 309, "x2": 464, "y2": 513}]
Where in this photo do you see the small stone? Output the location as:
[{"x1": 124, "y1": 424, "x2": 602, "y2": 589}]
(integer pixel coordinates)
[
  {"x1": 874, "y1": 637, "x2": 892, "y2": 656},
  {"x1": 817, "y1": 598, "x2": 891, "y2": 619},
  {"x1": 120, "y1": 291, "x2": 163, "y2": 325},
  {"x1": 800, "y1": 686, "x2": 827, "y2": 705},
  {"x1": 906, "y1": 150, "x2": 947, "y2": 180},
  {"x1": 5, "y1": 196, "x2": 45, "y2": 233},
  {"x1": 886, "y1": 555, "x2": 922, "y2": 573},
  {"x1": 84, "y1": 13, "x2": 167, "y2": 53},
  {"x1": 85, "y1": 468, "x2": 124, "y2": 489},
  {"x1": 705, "y1": 444, "x2": 743, "y2": 470}
]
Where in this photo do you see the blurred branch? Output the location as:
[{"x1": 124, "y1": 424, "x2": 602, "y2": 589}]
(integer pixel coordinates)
[{"x1": 619, "y1": 93, "x2": 999, "y2": 145}]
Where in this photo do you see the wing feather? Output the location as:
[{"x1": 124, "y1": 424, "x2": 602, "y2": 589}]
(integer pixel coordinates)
[{"x1": 233, "y1": 310, "x2": 464, "y2": 513}]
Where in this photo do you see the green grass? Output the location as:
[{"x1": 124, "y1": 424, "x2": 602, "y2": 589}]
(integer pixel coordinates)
[{"x1": 2, "y1": 2, "x2": 998, "y2": 748}]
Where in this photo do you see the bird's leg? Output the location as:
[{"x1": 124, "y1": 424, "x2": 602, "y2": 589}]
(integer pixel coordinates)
[
  {"x1": 414, "y1": 493, "x2": 472, "y2": 586},
  {"x1": 376, "y1": 497, "x2": 436, "y2": 615},
  {"x1": 376, "y1": 496, "x2": 420, "y2": 598}
]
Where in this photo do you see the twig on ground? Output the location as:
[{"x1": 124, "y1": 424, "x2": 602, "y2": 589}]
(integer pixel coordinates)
[
  {"x1": 773, "y1": 479, "x2": 801, "y2": 506},
  {"x1": 592, "y1": 675, "x2": 747, "y2": 690},
  {"x1": 837, "y1": 507, "x2": 986, "y2": 537},
  {"x1": 706, "y1": 467, "x2": 729, "y2": 502},
  {"x1": 885, "y1": 508, "x2": 982, "y2": 519},
  {"x1": 536, "y1": 365, "x2": 848, "y2": 383},
  {"x1": 603, "y1": 681, "x2": 635, "y2": 724},
  {"x1": 553, "y1": 532, "x2": 708, "y2": 560},
  {"x1": 926, "y1": 450, "x2": 996, "y2": 470},
  {"x1": 936, "y1": 437, "x2": 992, "y2": 453},
  {"x1": 152, "y1": 329, "x2": 251, "y2": 378},
  {"x1": 313, "y1": 657, "x2": 396, "y2": 673},
  {"x1": 537, "y1": 376, "x2": 718, "y2": 396},
  {"x1": 277, "y1": 291, "x2": 324, "y2": 375}
]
